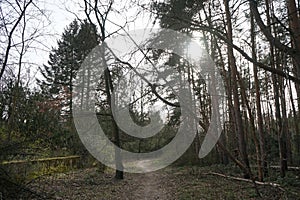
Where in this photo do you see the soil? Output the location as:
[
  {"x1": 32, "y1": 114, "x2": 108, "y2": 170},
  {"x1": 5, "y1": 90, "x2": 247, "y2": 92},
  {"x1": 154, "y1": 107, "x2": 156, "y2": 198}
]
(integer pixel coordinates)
[
  {"x1": 29, "y1": 159, "x2": 177, "y2": 200},
  {"x1": 27, "y1": 162, "x2": 300, "y2": 200},
  {"x1": 129, "y1": 159, "x2": 176, "y2": 200}
]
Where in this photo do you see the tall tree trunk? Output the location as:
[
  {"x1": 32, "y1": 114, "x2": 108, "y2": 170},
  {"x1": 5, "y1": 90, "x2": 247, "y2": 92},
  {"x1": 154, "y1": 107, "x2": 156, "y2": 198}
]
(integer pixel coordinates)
[
  {"x1": 237, "y1": 72, "x2": 262, "y2": 181},
  {"x1": 265, "y1": 0, "x2": 288, "y2": 177},
  {"x1": 101, "y1": 45, "x2": 124, "y2": 179},
  {"x1": 7, "y1": 9, "x2": 28, "y2": 142},
  {"x1": 286, "y1": 0, "x2": 300, "y2": 139},
  {"x1": 204, "y1": 5, "x2": 229, "y2": 165},
  {"x1": 286, "y1": 0, "x2": 300, "y2": 74},
  {"x1": 288, "y1": 77, "x2": 300, "y2": 164},
  {"x1": 224, "y1": 0, "x2": 250, "y2": 178},
  {"x1": 277, "y1": 52, "x2": 289, "y2": 175},
  {"x1": 104, "y1": 67, "x2": 124, "y2": 179},
  {"x1": 250, "y1": 8, "x2": 267, "y2": 181}
]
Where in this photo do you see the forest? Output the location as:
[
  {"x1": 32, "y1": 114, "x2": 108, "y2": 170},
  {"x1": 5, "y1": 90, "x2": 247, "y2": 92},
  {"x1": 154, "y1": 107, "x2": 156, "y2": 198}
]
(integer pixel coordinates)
[{"x1": 1, "y1": 0, "x2": 300, "y2": 199}]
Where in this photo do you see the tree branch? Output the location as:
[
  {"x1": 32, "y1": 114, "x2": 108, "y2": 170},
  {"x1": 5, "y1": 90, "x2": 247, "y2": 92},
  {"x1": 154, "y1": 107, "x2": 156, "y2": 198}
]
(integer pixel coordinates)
[{"x1": 0, "y1": 0, "x2": 33, "y2": 81}]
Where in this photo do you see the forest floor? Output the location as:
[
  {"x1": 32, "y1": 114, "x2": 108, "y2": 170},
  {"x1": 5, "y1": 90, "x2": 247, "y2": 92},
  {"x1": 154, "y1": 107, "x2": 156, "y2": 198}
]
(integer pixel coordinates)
[{"x1": 28, "y1": 161, "x2": 300, "y2": 200}]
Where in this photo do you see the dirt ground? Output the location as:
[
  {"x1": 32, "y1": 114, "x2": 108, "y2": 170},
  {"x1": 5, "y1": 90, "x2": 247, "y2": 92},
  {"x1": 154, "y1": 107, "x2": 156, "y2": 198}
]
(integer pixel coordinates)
[
  {"x1": 28, "y1": 161, "x2": 300, "y2": 200},
  {"x1": 29, "y1": 159, "x2": 178, "y2": 200}
]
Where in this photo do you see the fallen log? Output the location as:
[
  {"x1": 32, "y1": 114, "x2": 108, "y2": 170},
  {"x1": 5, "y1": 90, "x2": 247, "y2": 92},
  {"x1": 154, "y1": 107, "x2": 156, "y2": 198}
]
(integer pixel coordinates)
[
  {"x1": 1, "y1": 155, "x2": 80, "y2": 165},
  {"x1": 205, "y1": 171, "x2": 285, "y2": 191},
  {"x1": 270, "y1": 165, "x2": 300, "y2": 171}
]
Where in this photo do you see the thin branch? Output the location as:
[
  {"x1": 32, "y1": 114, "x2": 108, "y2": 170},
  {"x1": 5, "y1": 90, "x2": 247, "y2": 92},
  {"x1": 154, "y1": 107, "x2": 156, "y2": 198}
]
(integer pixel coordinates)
[
  {"x1": 249, "y1": 0, "x2": 297, "y2": 56},
  {"x1": 106, "y1": 43, "x2": 179, "y2": 107},
  {"x1": 0, "y1": 0, "x2": 33, "y2": 81},
  {"x1": 139, "y1": 3, "x2": 300, "y2": 84}
]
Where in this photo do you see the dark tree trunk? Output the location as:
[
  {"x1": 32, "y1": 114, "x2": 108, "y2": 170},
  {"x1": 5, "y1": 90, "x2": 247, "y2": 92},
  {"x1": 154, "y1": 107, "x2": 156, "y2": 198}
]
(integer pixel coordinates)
[
  {"x1": 250, "y1": 8, "x2": 266, "y2": 181},
  {"x1": 224, "y1": 0, "x2": 250, "y2": 178}
]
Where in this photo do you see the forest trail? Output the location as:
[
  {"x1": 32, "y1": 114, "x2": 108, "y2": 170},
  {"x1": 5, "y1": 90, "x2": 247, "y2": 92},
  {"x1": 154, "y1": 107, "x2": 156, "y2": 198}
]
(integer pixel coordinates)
[
  {"x1": 27, "y1": 162, "x2": 295, "y2": 199},
  {"x1": 129, "y1": 159, "x2": 175, "y2": 200}
]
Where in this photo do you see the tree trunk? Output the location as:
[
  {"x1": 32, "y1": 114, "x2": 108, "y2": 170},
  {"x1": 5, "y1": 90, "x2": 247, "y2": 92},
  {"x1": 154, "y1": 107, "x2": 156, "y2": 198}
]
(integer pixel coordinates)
[
  {"x1": 277, "y1": 52, "x2": 289, "y2": 176},
  {"x1": 101, "y1": 45, "x2": 124, "y2": 179},
  {"x1": 288, "y1": 77, "x2": 300, "y2": 164},
  {"x1": 104, "y1": 67, "x2": 124, "y2": 179},
  {"x1": 224, "y1": 0, "x2": 250, "y2": 178},
  {"x1": 264, "y1": 0, "x2": 288, "y2": 178},
  {"x1": 286, "y1": 0, "x2": 300, "y2": 143},
  {"x1": 250, "y1": 8, "x2": 267, "y2": 181},
  {"x1": 203, "y1": 4, "x2": 229, "y2": 165}
]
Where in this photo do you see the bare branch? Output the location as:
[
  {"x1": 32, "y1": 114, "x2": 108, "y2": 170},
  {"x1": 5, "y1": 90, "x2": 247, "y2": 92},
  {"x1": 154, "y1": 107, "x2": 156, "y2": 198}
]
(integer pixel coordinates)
[{"x1": 0, "y1": 0, "x2": 33, "y2": 81}]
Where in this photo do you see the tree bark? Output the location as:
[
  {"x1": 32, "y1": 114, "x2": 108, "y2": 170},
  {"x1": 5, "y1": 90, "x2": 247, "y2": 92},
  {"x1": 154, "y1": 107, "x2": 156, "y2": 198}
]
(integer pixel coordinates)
[
  {"x1": 104, "y1": 67, "x2": 124, "y2": 179},
  {"x1": 286, "y1": 1, "x2": 300, "y2": 165},
  {"x1": 224, "y1": 0, "x2": 250, "y2": 178},
  {"x1": 250, "y1": 8, "x2": 267, "y2": 181}
]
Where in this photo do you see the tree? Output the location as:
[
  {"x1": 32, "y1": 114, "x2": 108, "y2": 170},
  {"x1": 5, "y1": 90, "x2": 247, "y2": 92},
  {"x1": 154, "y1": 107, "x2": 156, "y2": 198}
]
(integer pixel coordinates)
[
  {"x1": 0, "y1": 0, "x2": 50, "y2": 142},
  {"x1": 152, "y1": 0, "x2": 254, "y2": 178},
  {"x1": 223, "y1": 0, "x2": 251, "y2": 178},
  {"x1": 147, "y1": 0, "x2": 300, "y2": 182},
  {"x1": 0, "y1": 0, "x2": 32, "y2": 80},
  {"x1": 37, "y1": 19, "x2": 100, "y2": 158},
  {"x1": 0, "y1": 0, "x2": 49, "y2": 81},
  {"x1": 250, "y1": 7, "x2": 266, "y2": 180},
  {"x1": 38, "y1": 19, "x2": 99, "y2": 120},
  {"x1": 82, "y1": 0, "x2": 127, "y2": 179}
]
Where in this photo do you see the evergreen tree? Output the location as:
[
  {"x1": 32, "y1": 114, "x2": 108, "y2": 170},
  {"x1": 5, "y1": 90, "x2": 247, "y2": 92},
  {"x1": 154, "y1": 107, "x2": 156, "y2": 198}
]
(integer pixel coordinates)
[{"x1": 38, "y1": 19, "x2": 99, "y2": 119}]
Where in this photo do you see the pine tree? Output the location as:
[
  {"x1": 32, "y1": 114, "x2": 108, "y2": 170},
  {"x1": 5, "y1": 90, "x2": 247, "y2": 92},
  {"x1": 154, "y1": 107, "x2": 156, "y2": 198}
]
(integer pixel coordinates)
[{"x1": 38, "y1": 19, "x2": 99, "y2": 119}]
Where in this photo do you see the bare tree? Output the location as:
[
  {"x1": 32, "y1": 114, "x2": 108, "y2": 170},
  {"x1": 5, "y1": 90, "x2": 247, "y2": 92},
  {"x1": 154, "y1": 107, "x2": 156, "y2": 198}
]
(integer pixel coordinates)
[
  {"x1": 250, "y1": 6, "x2": 266, "y2": 181},
  {"x1": 0, "y1": 0, "x2": 34, "y2": 80},
  {"x1": 0, "y1": 0, "x2": 50, "y2": 141},
  {"x1": 224, "y1": 0, "x2": 251, "y2": 179},
  {"x1": 82, "y1": 0, "x2": 125, "y2": 179}
]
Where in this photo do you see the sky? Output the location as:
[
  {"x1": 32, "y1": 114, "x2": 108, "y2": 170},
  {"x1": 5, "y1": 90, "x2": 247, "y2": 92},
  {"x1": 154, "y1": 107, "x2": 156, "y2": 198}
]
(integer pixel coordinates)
[
  {"x1": 13, "y1": 0, "x2": 82, "y2": 87},
  {"x1": 24, "y1": 0, "x2": 156, "y2": 87},
  {"x1": 30, "y1": 0, "x2": 82, "y2": 65}
]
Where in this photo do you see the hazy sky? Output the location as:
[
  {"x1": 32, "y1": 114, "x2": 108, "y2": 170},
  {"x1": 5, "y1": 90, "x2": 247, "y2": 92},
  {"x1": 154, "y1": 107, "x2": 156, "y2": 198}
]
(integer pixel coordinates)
[
  {"x1": 29, "y1": 0, "x2": 154, "y2": 77},
  {"x1": 31, "y1": 0, "x2": 81, "y2": 63},
  {"x1": 25, "y1": 0, "x2": 143, "y2": 86}
]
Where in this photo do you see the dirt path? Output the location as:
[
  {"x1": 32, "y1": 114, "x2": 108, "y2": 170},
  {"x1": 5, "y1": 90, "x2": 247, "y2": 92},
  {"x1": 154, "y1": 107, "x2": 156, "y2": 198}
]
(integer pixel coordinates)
[
  {"x1": 27, "y1": 164, "x2": 296, "y2": 200},
  {"x1": 129, "y1": 159, "x2": 175, "y2": 200},
  {"x1": 28, "y1": 160, "x2": 177, "y2": 200}
]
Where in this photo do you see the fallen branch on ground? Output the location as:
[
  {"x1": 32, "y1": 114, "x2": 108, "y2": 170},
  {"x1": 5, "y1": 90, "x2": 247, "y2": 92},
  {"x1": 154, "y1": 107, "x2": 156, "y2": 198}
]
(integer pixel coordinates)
[
  {"x1": 204, "y1": 171, "x2": 285, "y2": 192},
  {"x1": 270, "y1": 166, "x2": 300, "y2": 171}
]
